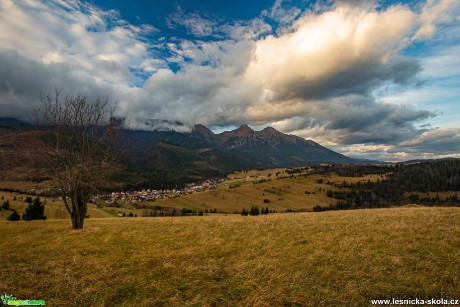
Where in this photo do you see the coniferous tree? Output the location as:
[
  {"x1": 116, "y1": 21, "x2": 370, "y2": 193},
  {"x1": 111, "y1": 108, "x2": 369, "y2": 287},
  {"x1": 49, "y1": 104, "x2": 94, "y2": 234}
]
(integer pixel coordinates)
[
  {"x1": 7, "y1": 210, "x2": 21, "y2": 221},
  {"x1": 2, "y1": 200, "x2": 10, "y2": 210},
  {"x1": 249, "y1": 206, "x2": 260, "y2": 216},
  {"x1": 22, "y1": 197, "x2": 47, "y2": 221}
]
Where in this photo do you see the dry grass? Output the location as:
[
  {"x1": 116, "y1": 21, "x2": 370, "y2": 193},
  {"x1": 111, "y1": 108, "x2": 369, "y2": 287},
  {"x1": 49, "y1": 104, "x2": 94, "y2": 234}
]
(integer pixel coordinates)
[
  {"x1": 157, "y1": 173, "x2": 384, "y2": 213},
  {"x1": 0, "y1": 192, "x2": 112, "y2": 220},
  {"x1": 1, "y1": 207, "x2": 459, "y2": 306},
  {"x1": 0, "y1": 180, "x2": 52, "y2": 191}
]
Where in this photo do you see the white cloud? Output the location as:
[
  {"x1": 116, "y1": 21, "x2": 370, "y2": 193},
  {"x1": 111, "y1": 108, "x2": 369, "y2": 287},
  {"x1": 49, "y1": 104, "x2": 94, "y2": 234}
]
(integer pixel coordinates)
[
  {"x1": 0, "y1": 0, "x2": 459, "y2": 161},
  {"x1": 167, "y1": 10, "x2": 218, "y2": 37},
  {"x1": 414, "y1": 0, "x2": 460, "y2": 40}
]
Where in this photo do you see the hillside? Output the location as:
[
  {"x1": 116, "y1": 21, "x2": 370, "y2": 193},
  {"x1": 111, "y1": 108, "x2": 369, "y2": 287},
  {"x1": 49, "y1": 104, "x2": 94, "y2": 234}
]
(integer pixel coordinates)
[
  {"x1": 1, "y1": 207, "x2": 459, "y2": 306},
  {"x1": 2, "y1": 161, "x2": 459, "y2": 218},
  {"x1": 156, "y1": 170, "x2": 383, "y2": 213}
]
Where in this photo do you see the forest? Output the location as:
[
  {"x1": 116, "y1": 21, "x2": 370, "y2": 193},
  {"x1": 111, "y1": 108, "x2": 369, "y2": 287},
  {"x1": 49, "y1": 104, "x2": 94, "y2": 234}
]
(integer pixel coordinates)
[{"x1": 313, "y1": 160, "x2": 460, "y2": 211}]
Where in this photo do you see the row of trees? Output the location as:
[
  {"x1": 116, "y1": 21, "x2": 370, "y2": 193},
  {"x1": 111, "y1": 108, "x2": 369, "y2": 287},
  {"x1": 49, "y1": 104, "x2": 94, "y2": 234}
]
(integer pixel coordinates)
[
  {"x1": 241, "y1": 206, "x2": 274, "y2": 216},
  {"x1": 117, "y1": 208, "x2": 207, "y2": 217}
]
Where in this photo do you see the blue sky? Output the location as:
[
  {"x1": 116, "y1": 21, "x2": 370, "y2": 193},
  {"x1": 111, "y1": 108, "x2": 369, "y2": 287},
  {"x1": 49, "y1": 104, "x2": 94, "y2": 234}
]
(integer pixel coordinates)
[{"x1": 0, "y1": 0, "x2": 459, "y2": 161}]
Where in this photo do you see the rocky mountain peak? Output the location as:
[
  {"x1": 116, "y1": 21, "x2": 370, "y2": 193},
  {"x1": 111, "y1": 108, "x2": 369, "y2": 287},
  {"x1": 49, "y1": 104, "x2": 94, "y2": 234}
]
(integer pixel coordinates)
[
  {"x1": 234, "y1": 124, "x2": 254, "y2": 136},
  {"x1": 193, "y1": 124, "x2": 215, "y2": 137}
]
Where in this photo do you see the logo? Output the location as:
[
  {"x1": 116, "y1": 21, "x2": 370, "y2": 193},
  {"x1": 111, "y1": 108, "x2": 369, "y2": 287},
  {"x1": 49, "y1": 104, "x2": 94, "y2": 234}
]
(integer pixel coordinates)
[{"x1": 1, "y1": 294, "x2": 45, "y2": 306}]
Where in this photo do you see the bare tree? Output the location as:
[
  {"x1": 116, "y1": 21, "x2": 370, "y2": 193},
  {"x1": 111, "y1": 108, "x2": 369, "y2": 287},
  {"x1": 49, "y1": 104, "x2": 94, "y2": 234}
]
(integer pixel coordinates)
[{"x1": 33, "y1": 91, "x2": 123, "y2": 229}]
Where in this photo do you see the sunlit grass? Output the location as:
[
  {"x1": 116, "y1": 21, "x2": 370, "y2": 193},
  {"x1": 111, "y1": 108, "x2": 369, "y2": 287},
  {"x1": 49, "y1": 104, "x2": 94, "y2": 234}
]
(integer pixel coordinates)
[
  {"x1": 1, "y1": 207, "x2": 459, "y2": 306},
  {"x1": 157, "y1": 173, "x2": 385, "y2": 213}
]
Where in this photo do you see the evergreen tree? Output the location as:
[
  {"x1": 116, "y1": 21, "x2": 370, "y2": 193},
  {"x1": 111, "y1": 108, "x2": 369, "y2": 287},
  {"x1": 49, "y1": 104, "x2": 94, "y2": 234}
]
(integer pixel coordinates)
[
  {"x1": 264, "y1": 207, "x2": 269, "y2": 215},
  {"x1": 2, "y1": 200, "x2": 10, "y2": 210},
  {"x1": 25, "y1": 196, "x2": 33, "y2": 203},
  {"x1": 249, "y1": 206, "x2": 260, "y2": 216},
  {"x1": 7, "y1": 210, "x2": 21, "y2": 221},
  {"x1": 22, "y1": 197, "x2": 47, "y2": 221},
  {"x1": 241, "y1": 208, "x2": 248, "y2": 216}
]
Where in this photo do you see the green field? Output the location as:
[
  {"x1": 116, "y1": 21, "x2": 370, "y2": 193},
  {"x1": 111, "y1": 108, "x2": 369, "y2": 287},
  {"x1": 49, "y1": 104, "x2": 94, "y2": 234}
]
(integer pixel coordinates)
[{"x1": 1, "y1": 207, "x2": 459, "y2": 306}]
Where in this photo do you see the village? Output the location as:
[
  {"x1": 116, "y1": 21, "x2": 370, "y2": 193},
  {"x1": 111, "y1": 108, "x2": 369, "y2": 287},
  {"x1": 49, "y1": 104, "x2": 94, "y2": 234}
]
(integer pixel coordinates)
[{"x1": 97, "y1": 178, "x2": 226, "y2": 205}]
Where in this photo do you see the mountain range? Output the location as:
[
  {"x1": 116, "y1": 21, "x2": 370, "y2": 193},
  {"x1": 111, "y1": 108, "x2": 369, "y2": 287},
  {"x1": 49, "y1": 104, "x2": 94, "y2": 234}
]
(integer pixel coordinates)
[{"x1": 0, "y1": 118, "x2": 354, "y2": 186}]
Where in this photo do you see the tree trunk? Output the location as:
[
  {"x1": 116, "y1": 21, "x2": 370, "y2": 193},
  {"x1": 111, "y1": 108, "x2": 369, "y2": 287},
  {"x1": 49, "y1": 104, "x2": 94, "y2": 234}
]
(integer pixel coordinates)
[{"x1": 70, "y1": 199, "x2": 87, "y2": 229}]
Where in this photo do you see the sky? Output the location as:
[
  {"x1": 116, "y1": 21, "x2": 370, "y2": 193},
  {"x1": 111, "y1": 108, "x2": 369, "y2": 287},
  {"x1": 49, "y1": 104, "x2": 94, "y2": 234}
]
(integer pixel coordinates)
[{"x1": 0, "y1": 0, "x2": 459, "y2": 162}]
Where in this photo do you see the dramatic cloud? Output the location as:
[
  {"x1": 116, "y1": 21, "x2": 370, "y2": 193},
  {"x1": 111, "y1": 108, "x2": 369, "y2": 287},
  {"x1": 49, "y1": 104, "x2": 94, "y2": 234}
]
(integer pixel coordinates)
[
  {"x1": 0, "y1": 0, "x2": 158, "y2": 119},
  {"x1": 1, "y1": 0, "x2": 459, "y2": 161},
  {"x1": 338, "y1": 128, "x2": 460, "y2": 162}
]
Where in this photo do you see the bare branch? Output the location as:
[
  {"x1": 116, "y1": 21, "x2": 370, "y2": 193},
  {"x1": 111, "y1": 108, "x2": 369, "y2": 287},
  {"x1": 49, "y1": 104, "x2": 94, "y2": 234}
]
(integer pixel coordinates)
[{"x1": 32, "y1": 92, "x2": 124, "y2": 229}]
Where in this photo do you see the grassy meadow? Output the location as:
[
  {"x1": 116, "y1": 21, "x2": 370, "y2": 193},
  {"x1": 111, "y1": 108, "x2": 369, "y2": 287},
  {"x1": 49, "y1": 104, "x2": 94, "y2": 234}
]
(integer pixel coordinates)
[
  {"x1": 156, "y1": 171, "x2": 385, "y2": 213},
  {"x1": 0, "y1": 192, "x2": 113, "y2": 220},
  {"x1": 1, "y1": 207, "x2": 459, "y2": 306},
  {"x1": 1, "y1": 169, "x2": 387, "y2": 219}
]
